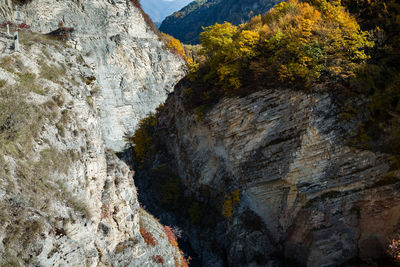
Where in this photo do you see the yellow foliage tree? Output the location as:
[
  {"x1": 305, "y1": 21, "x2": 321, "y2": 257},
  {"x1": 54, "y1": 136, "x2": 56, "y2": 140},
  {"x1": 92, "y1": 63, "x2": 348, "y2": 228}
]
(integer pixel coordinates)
[
  {"x1": 200, "y1": 22, "x2": 242, "y2": 89},
  {"x1": 126, "y1": 113, "x2": 157, "y2": 164},
  {"x1": 222, "y1": 189, "x2": 241, "y2": 218},
  {"x1": 197, "y1": 0, "x2": 373, "y2": 91}
]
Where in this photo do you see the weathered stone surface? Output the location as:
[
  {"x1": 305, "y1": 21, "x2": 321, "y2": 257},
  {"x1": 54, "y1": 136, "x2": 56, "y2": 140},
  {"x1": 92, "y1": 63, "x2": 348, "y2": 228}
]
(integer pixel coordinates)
[
  {"x1": 0, "y1": 16, "x2": 185, "y2": 267},
  {"x1": 0, "y1": 0, "x2": 187, "y2": 151},
  {"x1": 154, "y1": 80, "x2": 400, "y2": 266}
]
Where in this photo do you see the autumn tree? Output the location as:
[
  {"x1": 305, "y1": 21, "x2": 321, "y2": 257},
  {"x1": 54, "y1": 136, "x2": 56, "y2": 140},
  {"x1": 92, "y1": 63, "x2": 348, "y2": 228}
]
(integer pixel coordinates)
[
  {"x1": 125, "y1": 113, "x2": 157, "y2": 164},
  {"x1": 199, "y1": 22, "x2": 241, "y2": 89},
  {"x1": 195, "y1": 0, "x2": 373, "y2": 93},
  {"x1": 341, "y1": 0, "x2": 400, "y2": 154},
  {"x1": 253, "y1": 0, "x2": 373, "y2": 86}
]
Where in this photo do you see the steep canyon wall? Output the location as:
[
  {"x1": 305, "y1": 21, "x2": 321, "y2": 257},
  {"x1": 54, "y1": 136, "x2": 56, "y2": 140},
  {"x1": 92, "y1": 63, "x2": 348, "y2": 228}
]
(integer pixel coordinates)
[
  {"x1": 150, "y1": 80, "x2": 400, "y2": 266},
  {"x1": 0, "y1": 0, "x2": 187, "y2": 151},
  {"x1": 0, "y1": 0, "x2": 187, "y2": 265}
]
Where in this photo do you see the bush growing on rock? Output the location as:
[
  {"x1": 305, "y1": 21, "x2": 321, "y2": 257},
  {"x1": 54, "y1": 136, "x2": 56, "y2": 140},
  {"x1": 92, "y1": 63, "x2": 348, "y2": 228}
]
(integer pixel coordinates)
[
  {"x1": 11, "y1": 0, "x2": 32, "y2": 5},
  {"x1": 160, "y1": 33, "x2": 193, "y2": 65},
  {"x1": 152, "y1": 255, "x2": 164, "y2": 264},
  {"x1": 140, "y1": 227, "x2": 156, "y2": 246},
  {"x1": 125, "y1": 113, "x2": 157, "y2": 164},
  {"x1": 387, "y1": 238, "x2": 400, "y2": 263},
  {"x1": 164, "y1": 226, "x2": 178, "y2": 248},
  {"x1": 222, "y1": 189, "x2": 240, "y2": 218}
]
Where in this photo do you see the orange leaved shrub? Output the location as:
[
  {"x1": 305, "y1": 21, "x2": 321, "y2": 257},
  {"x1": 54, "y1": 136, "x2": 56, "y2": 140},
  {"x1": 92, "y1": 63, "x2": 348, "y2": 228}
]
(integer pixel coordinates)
[
  {"x1": 164, "y1": 226, "x2": 178, "y2": 247},
  {"x1": 152, "y1": 255, "x2": 164, "y2": 264},
  {"x1": 160, "y1": 33, "x2": 192, "y2": 64},
  {"x1": 140, "y1": 228, "x2": 156, "y2": 246},
  {"x1": 388, "y1": 238, "x2": 400, "y2": 262}
]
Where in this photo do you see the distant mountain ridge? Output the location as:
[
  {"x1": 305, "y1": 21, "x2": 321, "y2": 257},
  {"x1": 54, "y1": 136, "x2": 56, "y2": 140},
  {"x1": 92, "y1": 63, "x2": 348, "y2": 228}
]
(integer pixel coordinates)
[
  {"x1": 140, "y1": 0, "x2": 193, "y2": 24},
  {"x1": 159, "y1": 0, "x2": 282, "y2": 44}
]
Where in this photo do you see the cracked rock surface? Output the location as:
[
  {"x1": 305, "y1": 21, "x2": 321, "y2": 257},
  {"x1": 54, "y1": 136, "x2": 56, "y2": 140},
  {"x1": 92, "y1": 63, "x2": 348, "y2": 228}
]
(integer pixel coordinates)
[
  {"x1": 0, "y1": 0, "x2": 187, "y2": 151},
  {"x1": 0, "y1": 1, "x2": 186, "y2": 265},
  {"x1": 150, "y1": 80, "x2": 400, "y2": 266}
]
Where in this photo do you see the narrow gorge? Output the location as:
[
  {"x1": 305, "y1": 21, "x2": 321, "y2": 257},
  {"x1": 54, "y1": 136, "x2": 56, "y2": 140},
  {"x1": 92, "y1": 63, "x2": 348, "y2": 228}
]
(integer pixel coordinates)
[
  {"x1": 0, "y1": 0, "x2": 399, "y2": 266},
  {"x1": 133, "y1": 78, "x2": 400, "y2": 266}
]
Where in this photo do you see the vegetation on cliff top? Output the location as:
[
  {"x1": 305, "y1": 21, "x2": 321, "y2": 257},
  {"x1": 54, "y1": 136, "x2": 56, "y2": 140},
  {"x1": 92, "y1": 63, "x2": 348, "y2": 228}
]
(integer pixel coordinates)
[
  {"x1": 160, "y1": 33, "x2": 193, "y2": 64},
  {"x1": 181, "y1": 0, "x2": 400, "y2": 156},
  {"x1": 184, "y1": 0, "x2": 372, "y2": 108},
  {"x1": 340, "y1": 0, "x2": 400, "y2": 155}
]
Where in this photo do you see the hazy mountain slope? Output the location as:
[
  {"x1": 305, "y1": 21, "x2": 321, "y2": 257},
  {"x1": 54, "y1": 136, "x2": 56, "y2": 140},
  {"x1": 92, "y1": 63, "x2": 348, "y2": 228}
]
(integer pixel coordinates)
[
  {"x1": 140, "y1": 0, "x2": 194, "y2": 24},
  {"x1": 159, "y1": 0, "x2": 282, "y2": 44}
]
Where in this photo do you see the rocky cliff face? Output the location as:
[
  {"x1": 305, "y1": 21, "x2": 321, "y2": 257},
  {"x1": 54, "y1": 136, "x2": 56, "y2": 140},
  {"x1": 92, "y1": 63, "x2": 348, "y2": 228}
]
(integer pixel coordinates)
[
  {"x1": 0, "y1": 0, "x2": 188, "y2": 265},
  {"x1": 140, "y1": 79, "x2": 400, "y2": 266},
  {"x1": 0, "y1": 0, "x2": 187, "y2": 151}
]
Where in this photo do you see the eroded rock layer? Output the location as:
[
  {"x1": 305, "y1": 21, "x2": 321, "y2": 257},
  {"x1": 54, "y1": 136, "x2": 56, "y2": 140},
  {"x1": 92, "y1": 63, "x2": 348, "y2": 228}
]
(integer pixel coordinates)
[
  {"x1": 153, "y1": 80, "x2": 400, "y2": 266},
  {"x1": 0, "y1": 1, "x2": 187, "y2": 265}
]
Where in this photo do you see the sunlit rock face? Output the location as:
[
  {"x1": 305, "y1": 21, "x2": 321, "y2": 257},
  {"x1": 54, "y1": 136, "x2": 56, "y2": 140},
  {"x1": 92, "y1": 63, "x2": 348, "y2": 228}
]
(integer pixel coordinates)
[
  {"x1": 0, "y1": 0, "x2": 187, "y2": 151},
  {"x1": 0, "y1": 0, "x2": 187, "y2": 265},
  {"x1": 154, "y1": 80, "x2": 400, "y2": 266}
]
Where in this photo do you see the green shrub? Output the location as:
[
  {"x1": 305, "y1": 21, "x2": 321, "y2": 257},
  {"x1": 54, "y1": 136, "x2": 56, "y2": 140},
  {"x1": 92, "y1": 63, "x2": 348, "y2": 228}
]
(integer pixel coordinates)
[
  {"x1": 194, "y1": 105, "x2": 206, "y2": 122},
  {"x1": 222, "y1": 189, "x2": 240, "y2": 218}
]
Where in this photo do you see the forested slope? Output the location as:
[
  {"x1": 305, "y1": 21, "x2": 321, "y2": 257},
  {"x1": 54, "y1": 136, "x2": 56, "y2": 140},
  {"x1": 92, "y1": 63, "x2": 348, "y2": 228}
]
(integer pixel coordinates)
[{"x1": 159, "y1": 0, "x2": 282, "y2": 44}]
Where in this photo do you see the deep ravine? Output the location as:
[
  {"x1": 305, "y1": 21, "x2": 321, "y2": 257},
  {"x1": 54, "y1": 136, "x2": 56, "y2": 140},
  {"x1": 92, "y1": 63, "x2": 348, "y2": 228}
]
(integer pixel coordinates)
[
  {"x1": 1, "y1": 0, "x2": 400, "y2": 266},
  {"x1": 122, "y1": 78, "x2": 400, "y2": 267}
]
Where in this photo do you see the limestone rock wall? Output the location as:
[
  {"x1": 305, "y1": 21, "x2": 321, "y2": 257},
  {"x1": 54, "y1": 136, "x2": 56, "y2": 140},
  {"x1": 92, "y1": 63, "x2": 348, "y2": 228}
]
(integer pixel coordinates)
[
  {"x1": 0, "y1": 22, "x2": 184, "y2": 267},
  {"x1": 156, "y1": 80, "x2": 400, "y2": 266},
  {"x1": 0, "y1": 0, "x2": 187, "y2": 151}
]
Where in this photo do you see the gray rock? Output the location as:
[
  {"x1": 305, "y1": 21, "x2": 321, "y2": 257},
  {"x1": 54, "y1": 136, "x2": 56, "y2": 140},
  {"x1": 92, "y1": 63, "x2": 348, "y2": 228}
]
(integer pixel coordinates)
[
  {"x1": 0, "y1": 0, "x2": 187, "y2": 151},
  {"x1": 0, "y1": 2, "x2": 187, "y2": 265},
  {"x1": 154, "y1": 81, "x2": 400, "y2": 266}
]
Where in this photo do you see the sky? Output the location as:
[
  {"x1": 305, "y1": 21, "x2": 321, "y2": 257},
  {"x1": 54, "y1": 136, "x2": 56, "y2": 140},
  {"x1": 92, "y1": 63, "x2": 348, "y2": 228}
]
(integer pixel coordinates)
[{"x1": 140, "y1": 0, "x2": 194, "y2": 23}]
